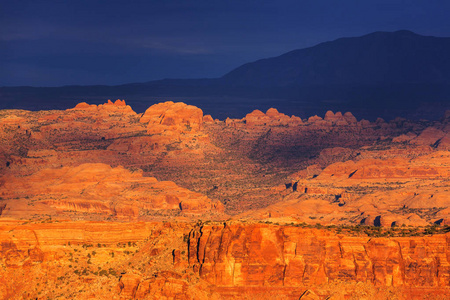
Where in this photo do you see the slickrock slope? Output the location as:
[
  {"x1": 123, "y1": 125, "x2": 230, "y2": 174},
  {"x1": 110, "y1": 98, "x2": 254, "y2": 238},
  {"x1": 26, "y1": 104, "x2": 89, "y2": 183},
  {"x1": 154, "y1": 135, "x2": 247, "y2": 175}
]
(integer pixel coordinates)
[
  {"x1": 202, "y1": 108, "x2": 450, "y2": 214},
  {"x1": 240, "y1": 151, "x2": 450, "y2": 226},
  {"x1": 0, "y1": 99, "x2": 211, "y2": 176},
  {"x1": 1, "y1": 101, "x2": 449, "y2": 219},
  {"x1": 3, "y1": 100, "x2": 447, "y2": 216},
  {"x1": 1, "y1": 101, "x2": 449, "y2": 218},
  {"x1": 0, "y1": 163, "x2": 224, "y2": 220},
  {"x1": 1, "y1": 101, "x2": 450, "y2": 299}
]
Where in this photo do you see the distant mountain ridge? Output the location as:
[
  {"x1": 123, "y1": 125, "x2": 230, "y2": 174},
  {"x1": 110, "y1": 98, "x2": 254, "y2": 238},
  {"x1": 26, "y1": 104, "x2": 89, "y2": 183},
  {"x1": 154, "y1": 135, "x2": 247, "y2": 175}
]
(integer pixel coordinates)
[
  {"x1": 221, "y1": 30, "x2": 450, "y2": 86},
  {"x1": 1, "y1": 30, "x2": 450, "y2": 120}
]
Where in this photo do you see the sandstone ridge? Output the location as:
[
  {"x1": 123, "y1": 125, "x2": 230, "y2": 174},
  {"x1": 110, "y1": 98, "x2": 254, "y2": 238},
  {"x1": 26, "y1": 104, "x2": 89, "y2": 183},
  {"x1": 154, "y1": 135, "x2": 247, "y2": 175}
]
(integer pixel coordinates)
[
  {"x1": 1, "y1": 101, "x2": 450, "y2": 299},
  {"x1": 0, "y1": 163, "x2": 224, "y2": 220}
]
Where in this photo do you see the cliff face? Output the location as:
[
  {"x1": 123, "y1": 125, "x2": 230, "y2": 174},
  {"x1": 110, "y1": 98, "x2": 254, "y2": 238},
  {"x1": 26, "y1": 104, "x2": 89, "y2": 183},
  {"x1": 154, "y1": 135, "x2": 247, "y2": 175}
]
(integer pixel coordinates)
[
  {"x1": 1, "y1": 101, "x2": 450, "y2": 299},
  {"x1": 188, "y1": 223, "x2": 450, "y2": 299},
  {"x1": 0, "y1": 221, "x2": 449, "y2": 299}
]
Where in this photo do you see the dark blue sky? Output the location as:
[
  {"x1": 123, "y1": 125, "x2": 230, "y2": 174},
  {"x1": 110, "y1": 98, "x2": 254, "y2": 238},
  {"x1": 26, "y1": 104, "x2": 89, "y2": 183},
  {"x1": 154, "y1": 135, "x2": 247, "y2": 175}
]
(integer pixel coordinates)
[{"x1": 2, "y1": 0, "x2": 450, "y2": 87}]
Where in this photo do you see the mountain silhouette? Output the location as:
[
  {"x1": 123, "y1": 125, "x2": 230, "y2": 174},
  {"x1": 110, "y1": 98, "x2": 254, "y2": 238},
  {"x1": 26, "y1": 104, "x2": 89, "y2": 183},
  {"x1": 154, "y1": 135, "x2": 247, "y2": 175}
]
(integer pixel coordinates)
[
  {"x1": 1, "y1": 30, "x2": 450, "y2": 120},
  {"x1": 222, "y1": 30, "x2": 450, "y2": 87}
]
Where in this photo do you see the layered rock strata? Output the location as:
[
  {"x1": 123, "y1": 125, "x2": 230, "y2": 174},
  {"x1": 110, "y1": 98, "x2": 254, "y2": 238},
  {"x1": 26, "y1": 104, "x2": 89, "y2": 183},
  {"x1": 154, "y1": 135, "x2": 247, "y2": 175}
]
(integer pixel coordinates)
[
  {"x1": 1, "y1": 221, "x2": 449, "y2": 299},
  {"x1": 188, "y1": 223, "x2": 450, "y2": 299},
  {"x1": 0, "y1": 163, "x2": 224, "y2": 220}
]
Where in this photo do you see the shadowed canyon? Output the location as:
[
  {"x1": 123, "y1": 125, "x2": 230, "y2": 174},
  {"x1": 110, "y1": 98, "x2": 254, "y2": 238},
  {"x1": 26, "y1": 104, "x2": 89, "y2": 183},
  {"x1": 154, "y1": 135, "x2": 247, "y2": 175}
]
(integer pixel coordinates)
[{"x1": 1, "y1": 100, "x2": 450, "y2": 299}]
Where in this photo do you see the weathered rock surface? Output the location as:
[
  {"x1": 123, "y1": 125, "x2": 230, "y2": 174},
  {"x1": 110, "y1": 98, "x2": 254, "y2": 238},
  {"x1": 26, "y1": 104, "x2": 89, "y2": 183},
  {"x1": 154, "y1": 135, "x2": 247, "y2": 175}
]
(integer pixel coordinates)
[
  {"x1": 188, "y1": 223, "x2": 450, "y2": 299},
  {"x1": 244, "y1": 108, "x2": 301, "y2": 126},
  {"x1": 1, "y1": 101, "x2": 450, "y2": 299},
  {"x1": 0, "y1": 221, "x2": 207, "y2": 300},
  {"x1": 0, "y1": 163, "x2": 224, "y2": 220},
  {"x1": 1, "y1": 221, "x2": 449, "y2": 300},
  {"x1": 241, "y1": 151, "x2": 450, "y2": 226},
  {"x1": 2, "y1": 100, "x2": 450, "y2": 219},
  {"x1": 140, "y1": 101, "x2": 204, "y2": 133}
]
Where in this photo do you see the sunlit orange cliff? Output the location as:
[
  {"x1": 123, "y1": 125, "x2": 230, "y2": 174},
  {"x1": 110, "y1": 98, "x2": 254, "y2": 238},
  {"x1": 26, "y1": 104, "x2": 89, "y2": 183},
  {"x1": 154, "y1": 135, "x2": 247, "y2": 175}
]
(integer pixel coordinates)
[{"x1": 0, "y1": 100, "x2": 449, "y2": 299}]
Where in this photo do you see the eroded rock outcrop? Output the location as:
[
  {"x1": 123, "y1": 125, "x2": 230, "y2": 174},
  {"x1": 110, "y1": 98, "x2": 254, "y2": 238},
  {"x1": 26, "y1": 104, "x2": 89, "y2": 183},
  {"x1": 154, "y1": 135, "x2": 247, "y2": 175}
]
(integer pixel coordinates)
[
  {"x1": 2, "y1": 100, "x2": 450, "y2": 299},
  {"x1": 0, "y1": 163, "x2": 224, "y2": 219},
  {"x1": 238, "y1": 150, "x2": 450, "y2": 226},
  {"x1": 188, "y1": 223, "x2": 450, "y2": 298},
  {"x1": 140, "y1": 101, "x2": 204, "y2": 133},
  {"x1": 244, "y1": 108, "x2": 302, "y2": 126}
]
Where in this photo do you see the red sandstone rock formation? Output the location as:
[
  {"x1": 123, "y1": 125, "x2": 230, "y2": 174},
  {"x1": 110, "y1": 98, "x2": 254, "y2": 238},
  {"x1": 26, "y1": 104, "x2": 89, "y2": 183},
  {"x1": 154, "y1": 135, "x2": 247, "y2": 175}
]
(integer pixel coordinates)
[
  {"x1": 2, "y1": 100, "x2": 450, "y2": 298},
  {"x1": 244, "y1": 108, "x2": 302, "y2": 126},
  {"x1": 0, "y1": 100, "x2": 447, "y2": 219},
  {"x1": 237, "y1": 150, "x2": 450, "y2": 227},
  {"x1": 140, "y1": 101, "x2": 204, "y2": 133},
  {"x1": 188, "y1": 223, "x2": 450, "y2": 299},
  {"x1": 0, "y1": 163, "x2": 224, "y2": 220},
  {"x1": 1, "y1": 221, "x2": 449, "y2": 299},
  {"x1": 203, "y1": 114, "x2": 214, "y2": 123}
]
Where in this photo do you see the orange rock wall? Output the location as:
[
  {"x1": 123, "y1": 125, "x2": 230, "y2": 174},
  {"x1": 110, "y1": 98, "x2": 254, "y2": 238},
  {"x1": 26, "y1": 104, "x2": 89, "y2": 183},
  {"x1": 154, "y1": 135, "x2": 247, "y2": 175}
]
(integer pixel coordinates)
[
  {"x1": 188, "y1": 223, "x2": 450, "y2": 297},
  {"x1": 1, "y1": 221, "x2": 449, "y2": 299}
]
